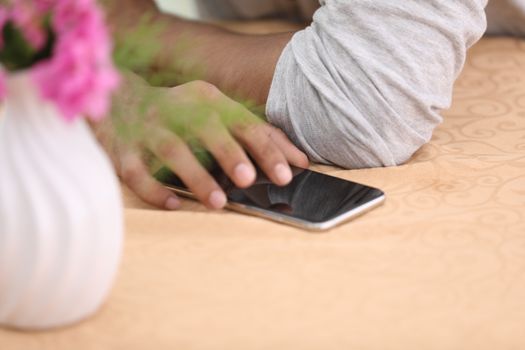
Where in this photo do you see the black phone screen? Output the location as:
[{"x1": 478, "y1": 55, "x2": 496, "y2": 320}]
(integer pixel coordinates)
[{"x1": 155, "y1": 165, "x2": 384, "y2": 224}]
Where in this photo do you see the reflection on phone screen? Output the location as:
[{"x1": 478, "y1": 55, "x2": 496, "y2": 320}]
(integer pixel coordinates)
[{"x1": 155, "y1": 165, "x2": 384, "y2": 224}]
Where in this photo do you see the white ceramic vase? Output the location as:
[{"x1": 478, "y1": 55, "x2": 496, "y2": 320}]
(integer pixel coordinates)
[{"x1": 0, "y1": 74, "x2": 124, "y2": 330}]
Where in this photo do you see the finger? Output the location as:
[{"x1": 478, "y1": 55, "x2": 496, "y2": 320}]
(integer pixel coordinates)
[
  {"x1": 145, "y1": 128, "x2": 227, "y2": 209},
  {"x1": 231, "y1": 120, "x2": 293, "y2": 186},
  {"x1": 194, "y1": 115, "x2": 256, "y2": 188},
  {"x1": 119, "y1": 149, "x2": 181, "y2": 210},
  {"x1": 266, "y1": 125, "x2": 310, "y2": 168},
  {"x1": 216, "y1": 99, "x2": 295, "y2": 186}
]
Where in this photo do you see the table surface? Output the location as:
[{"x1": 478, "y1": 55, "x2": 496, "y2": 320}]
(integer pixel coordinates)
[{"x1": 1, "y1": 27, "x2": 525, "y2": 350}]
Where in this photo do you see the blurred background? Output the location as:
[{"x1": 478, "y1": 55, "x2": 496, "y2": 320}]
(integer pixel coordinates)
[{"x1": 157, "y1": 0, "x2": 199, "y2": 19}]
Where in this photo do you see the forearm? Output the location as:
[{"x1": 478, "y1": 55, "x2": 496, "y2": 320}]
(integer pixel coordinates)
[
  {"x1": 160, "y1": 23, "x2": 293, "y2": 104},
  {"x1": 103, "y1": 0, "x2": 292, "y2": 104},
  {"x1": 103, "y1": 0, "x2": 158, "y2": 34}
]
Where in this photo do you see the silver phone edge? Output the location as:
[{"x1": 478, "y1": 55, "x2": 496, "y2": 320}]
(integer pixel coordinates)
[{"x1": 163, "y1": 185, "x2": 386, "y2": 232}]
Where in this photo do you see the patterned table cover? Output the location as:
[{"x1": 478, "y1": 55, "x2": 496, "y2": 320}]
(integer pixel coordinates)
[{"x1": 1, "y1": 37, "x2": 524, "y2": 350}]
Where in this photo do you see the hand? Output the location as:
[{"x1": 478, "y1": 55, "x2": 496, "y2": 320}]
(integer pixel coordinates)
[{"x1": 93, "y1": 76, "x2": 309, "y2": 210}]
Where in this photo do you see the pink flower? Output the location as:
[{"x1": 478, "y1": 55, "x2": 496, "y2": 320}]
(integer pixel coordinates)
[
  {"x1": 1, "y1": 0, "x2": 120, "y2": 120},
  {"x1": 10, "y1": 0, "x2": 48, "y2": 50},
  {"x1": 30, "y1": 0, "x2": 120, "y2": 121}
]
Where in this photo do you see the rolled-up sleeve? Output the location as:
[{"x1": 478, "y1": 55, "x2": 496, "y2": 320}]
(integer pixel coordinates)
[{"x1": 266, "y1": 0, "x2": 488, "y2": 168}]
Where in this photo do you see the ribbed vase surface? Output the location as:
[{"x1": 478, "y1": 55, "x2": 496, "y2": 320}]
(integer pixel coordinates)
[{"x1": 0, "y1": 74, "x2": 123, "y2": 330}]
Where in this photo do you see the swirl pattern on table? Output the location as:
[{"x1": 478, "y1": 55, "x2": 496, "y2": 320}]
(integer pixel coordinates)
[{"x1": 1, "y1": 37, "x2": 525, "y2": 350}]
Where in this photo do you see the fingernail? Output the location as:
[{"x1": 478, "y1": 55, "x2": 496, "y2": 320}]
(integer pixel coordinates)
[
  {"x1": 234, "y1": 163, "x2": 256, "y2": 186},
  {"x1": 209, "y1": 190, "x2": 227, "y2": 209},
  {"x1": 165, "y1": 196, "x2": 181, "y2": 210},
  {"x1": 274, "y1": 163, "x2": 292, "y2": 184}
]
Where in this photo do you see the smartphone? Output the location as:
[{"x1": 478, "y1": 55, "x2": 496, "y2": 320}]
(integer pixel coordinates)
[{"x1": 154, "y1": 165, "x2": 385, "y2": 231}]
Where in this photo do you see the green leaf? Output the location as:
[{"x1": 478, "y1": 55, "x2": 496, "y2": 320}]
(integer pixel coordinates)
[
  {"x1": 0, "y1": 21, "x2": 36, "y2": 71},
  {"x1": 0, "y1": 17, "x2": 55, "y2": 72}
]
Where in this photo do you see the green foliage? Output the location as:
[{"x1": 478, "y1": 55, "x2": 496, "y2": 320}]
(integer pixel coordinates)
[
  {"x1": 110, "y1": 12, "x2": 264, "y2": 170},
  {"x1": 0, "y1": 17, "x2": 54, "y2": 71},
  {"x1": 112, "y1": 14, "x2": 165, "y2": 75},
  {"x1": 112, "y1": 14, "x2": 205, "y2": 88}
]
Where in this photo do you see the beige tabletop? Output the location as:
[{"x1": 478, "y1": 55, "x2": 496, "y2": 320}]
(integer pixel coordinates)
[{"x1": 1, "y1": 31, "x2": 525, "y2": 349}]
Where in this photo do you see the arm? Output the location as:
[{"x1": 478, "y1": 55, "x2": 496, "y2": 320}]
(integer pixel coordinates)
[
  {"x1": 266, "y1": 0, "x2": 489, "y2": 168},
  {"x1": 103, "y1": 0, "x2": 292, "y2": 104},
  {"x1": 105, "y1": 0, "x2": 489, "y2": 170}
]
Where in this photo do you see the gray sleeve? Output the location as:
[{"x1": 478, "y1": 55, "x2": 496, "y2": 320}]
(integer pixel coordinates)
[{"x1": 266, "y1": 0, "x2": 488, "y2": 168}]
